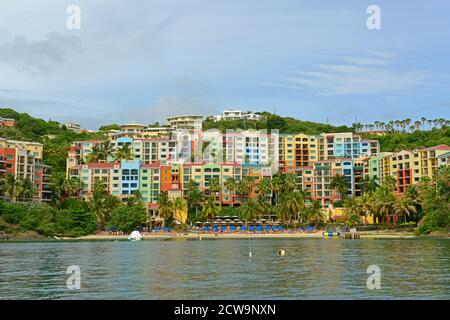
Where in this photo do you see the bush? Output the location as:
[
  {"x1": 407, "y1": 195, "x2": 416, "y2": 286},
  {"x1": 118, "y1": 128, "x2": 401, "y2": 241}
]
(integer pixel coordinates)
[{"x1": 107, "y1": 205, "x2": 147, "y2": 233}]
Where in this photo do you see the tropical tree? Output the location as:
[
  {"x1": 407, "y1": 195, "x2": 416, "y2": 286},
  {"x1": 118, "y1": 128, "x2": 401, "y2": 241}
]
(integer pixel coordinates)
[
  {"x1": 62, "y1": 177, "x2": 83, "y2": 199},
  {"x1": 361, "y1": 176, "x2": 379, "y2": 194},
  {"x1": 283, "y1": 173, "x2": 297, "y2": 193},
  {"x1": 237, "y1": 176, "x2": 255, "y2": 203},
  {"x1": 373, "y1": 186, "x2": 396, "y2": 223},
  {"x1": 201, "y1": 194, "x2": 220, "y2": 220},
  {"x1": 224, "y1": 177, "x2": 237, "y2": 207},
  {"x1": 393, "y1": 196, "x2": 418, "y2": 223},
  {"x1": 16, "y1": 177, "x2": 35, "y2": 201},
  {"x1": 271, "y1": 174, "x2": 283, "y2": 205},
  {"x1": 172, "y1": 197, "x2": 188, "y2": 225},
  {"x1": 100, "y1": 140, "x2": 114, "y2": 160},
  {"x1": 305, "y1": 200, "x2": 325, "y2": 228},
  {"x1": 114, "y1": 144, "x2": 133, "y2": 161},
  {"x1": 87, "y1": 145, "x2": 103, "y2": 163},
  {"x1": 157, "y1": 191, "x2": 173, "y2": 223},
  {"x1": 187, "y1": 188, "x2": 204, "y2": 218},
  {"x1": 88, "y1": 181, "x2": 112, "y2": 229},
  {"x1": 209, "y1": 177, "x2": 222, "y2": 206},
  {"x1": 2, "y1": 173, "x2": 19, "y2": 202},
  {"x1": 239, "y1": 198, "x2": 259, "y2": 227},
  {"x1": 330, "y1": 174, "x2": 349, "y2": 201}
]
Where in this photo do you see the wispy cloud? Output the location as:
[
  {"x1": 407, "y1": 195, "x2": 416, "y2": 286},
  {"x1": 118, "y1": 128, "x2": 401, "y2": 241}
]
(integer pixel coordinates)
[{"x1": 266, "y1": 54, "x2": 431, "y2": 95}]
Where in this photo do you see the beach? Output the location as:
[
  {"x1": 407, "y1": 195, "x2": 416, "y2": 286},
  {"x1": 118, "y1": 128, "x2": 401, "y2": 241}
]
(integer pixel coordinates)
[{"x1": 75, "y1": 230, "x2": 418, "y2": 240}]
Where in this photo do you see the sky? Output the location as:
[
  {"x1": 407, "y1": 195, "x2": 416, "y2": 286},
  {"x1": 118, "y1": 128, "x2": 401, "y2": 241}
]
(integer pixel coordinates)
[{"x1": 0, "y1": 0, "x2": 449, "y2": 130}]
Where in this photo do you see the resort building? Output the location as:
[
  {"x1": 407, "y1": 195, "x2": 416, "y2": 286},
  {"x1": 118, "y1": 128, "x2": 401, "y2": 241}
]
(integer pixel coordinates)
[
  {"x1": 0, "y1": 138, "x2": 51, "y2": 202},
  {"x1": 278, "y1": 133, "x2": 326, "y2": 173},
  {"x1": 0, "y1": 117, "x2": 15, "y2": 127},
  {"x1": 210, "y1": 109, "x2": 263, "y2": 122},
  {"x1": 325, "y1": 133, "x2": 379, "y2": 159},
  {"x1": 363, "y1": 145, "x2": 450, "y2": 194},
  {"x1": 222, "y1": 130, "x2": 279, "y2": 166},
  {"x1": 166, "y1": 115, "x2": 203, "y2": 130}
]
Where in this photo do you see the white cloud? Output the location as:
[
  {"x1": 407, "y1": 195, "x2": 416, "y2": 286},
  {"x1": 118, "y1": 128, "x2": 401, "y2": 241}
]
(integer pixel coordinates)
[{"x1": 268, "y1": 55, "x2": 431, "y2": 95}]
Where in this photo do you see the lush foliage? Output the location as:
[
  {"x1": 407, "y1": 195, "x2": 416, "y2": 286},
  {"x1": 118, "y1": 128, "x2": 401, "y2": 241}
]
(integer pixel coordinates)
[
  {"x1": 0, "y1": 200, "x2": 96, "y2": 237},
  {"x1": 203, "y1": 112, "x2": 351, "y2": 134}
]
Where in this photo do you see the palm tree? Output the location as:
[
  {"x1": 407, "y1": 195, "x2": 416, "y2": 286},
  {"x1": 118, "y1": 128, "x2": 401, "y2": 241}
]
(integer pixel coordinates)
[
  {"x1": 330, "y1": 174, "x2": 348, "y2": 201},
  {"x1": 284, "y1": 191, "x2": 307, "y2": 225},
  {"x1": 393, "y1": 196, "x2": 417, "y2": 223},
  {"x1": 88, "y1": 182, "x2": 109, "y2": 229},
  {"x1": 172, "y1": 197, "x2": 188, "y2": 224},
  {"x1": 114, "y1": 144, "x2": 133, "y2": 161},
  {"x1": 62, "y1": 177, "x2": 83, "y2": 198},
  {"x1": 305, "y1": 200, "x2": 325, "y2": 228},
  {"x1": 283, "y1": 173, "x2": 297, "y2": 193},
  {"x1": 87, "y1": 145, "x2": 103, "y2": 163},
  {"x1": 100, "y1": 140, "x2": 114, "y2": 160},
  {"x1": 201, "y1": 194, "x2": 220, "y2": 220},
  {"x1": 257, "y1": 177, "x2": 273, "y2": 203},
  {"x1": 357, "y1": 193, "x2": 375, "y2": 224},
  {"x1": 3, "y1": 173, "x2": 19, "y2": 202},
  {"x1": 237, "y1": 176, "x2": 255, "y2": 203},
  {"x1": 271, "y1": 174, "x2": 283, "y2": 205},
  {"x1": 373, "y1": 186, "x2": 396, "y2": 223},
  {"x1": 224, "y1": 177, "x2": 237, "y2": 207},
  {"x1": 343, "y1": 196, "x2": 362, "y2": 224},
  {"x1": 239, "y1": 198, "x2": 259, "y2": 227},
  {"x1": 421, "y1": 117, "x2": 427, "y2": 130},
  {"x1": 157, "y1": 191, "x2": 173, "y2": 223},
  {"x1": 361, "y1": 176, "x2": 379, "y2": 194},
  {"x1": 187, "y1": 189, "x2": 204, "y2": 218},
  {"x1": 17, "y1": 178, "x2": 35, "y2": 201},
  {"x1": 209, "y1": 177, "x2": 222, "y2": 207}
]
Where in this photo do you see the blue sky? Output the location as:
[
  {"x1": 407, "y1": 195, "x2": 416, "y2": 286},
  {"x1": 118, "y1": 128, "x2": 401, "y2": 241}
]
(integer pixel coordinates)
[{"x1": 0, "y1": 0, "x2": 449, "y2": 130}]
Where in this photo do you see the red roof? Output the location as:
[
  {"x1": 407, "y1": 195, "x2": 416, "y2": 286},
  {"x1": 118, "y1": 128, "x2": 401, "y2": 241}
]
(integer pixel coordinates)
[
  {"x1": 141, "y1": 162, "x2": 161, "y2": 168},
  {"x1": 425, "y1": 144, "x2": 450, "y2": 151},
  {"x1": 85, "y1": 163, "x2": 117, "y2": 169}
]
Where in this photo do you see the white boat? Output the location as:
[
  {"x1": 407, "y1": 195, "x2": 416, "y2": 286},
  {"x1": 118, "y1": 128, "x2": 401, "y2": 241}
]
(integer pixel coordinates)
[{"x1": 128, "y1": 230, "x2": 143, "y2": 241}]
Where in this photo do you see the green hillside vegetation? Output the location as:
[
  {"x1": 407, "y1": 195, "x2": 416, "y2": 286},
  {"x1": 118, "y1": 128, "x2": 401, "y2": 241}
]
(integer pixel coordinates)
[
  {"x1": 0, "y1": 108, "x2": 105, "y2": 173},
  {"x1": 203, "y1": 113, "x2": 351, "y2": 134},
  {"x1": 362, "y1": 127, "x2": 450, "y2": 152}
]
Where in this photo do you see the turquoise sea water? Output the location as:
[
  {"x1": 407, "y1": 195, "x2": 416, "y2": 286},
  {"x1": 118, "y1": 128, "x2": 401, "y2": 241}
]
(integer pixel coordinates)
[{"x1": 0, "y1": 238, "x2": 448, "y2": 299}]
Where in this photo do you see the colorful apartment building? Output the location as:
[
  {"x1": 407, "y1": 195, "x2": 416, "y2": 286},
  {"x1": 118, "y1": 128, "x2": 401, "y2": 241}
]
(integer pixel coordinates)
[
  {"x1": 362, "y1": 145, "x2": 450, "y2": 194},
  {"x1": 279, "y1": 133, "x2": 326, "y2": 173},
  {"x1": 0, "y1": 138, "x2": 51, "y2": 202},
  {"x1": 325, "y1": 132, "x2": 379, "y2": 159},
  {"x1": 0, "y1": 117, "x2": 15, "y2": 127}
]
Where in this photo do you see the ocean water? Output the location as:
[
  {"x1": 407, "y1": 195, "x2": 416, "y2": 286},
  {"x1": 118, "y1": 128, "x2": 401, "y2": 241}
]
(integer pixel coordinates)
[{"x1": 0, "y1": 238, "x2": 448, "y2": 299}]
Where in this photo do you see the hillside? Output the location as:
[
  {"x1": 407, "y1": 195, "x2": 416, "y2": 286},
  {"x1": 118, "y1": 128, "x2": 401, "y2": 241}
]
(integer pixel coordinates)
[
  {"x1": 0, "y1": 108, "x2": 105, "y2": 173},
  {"x1": 203, "y1": 113, "x2": 352, "y2": 134},
  {"x1": 362, "y1": 127, "x2": 450, "y2": 152}
]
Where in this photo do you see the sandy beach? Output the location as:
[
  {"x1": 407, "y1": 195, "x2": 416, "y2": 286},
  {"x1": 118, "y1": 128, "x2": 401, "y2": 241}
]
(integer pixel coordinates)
[{"x1": 75, "y1": 230, "x2": 418, "y2": 240}]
